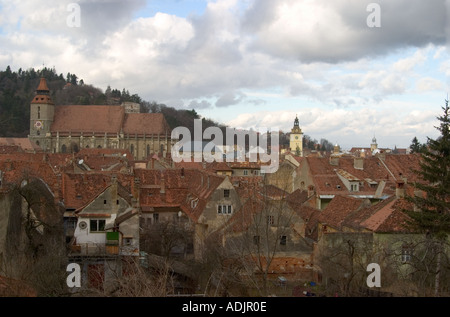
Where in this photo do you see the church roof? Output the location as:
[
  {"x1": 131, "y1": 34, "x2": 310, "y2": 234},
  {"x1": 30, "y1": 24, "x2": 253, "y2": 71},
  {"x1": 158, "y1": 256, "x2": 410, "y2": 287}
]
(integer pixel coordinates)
[
  {"x1": 51, "y1": 105, "x2": 124, "y2": 134},
  {"x1": 50, "y1": 105, "x2": 171, "y2": 136},
  {"x1": 36, "y1": 77, "x2": 50, "y2": 92},
  {"x1": 32, "y1": 78, "x2": 54, "y2": 105},
  {"x1": 122, "y1": 113, "x2": 170, "y2": 135}
]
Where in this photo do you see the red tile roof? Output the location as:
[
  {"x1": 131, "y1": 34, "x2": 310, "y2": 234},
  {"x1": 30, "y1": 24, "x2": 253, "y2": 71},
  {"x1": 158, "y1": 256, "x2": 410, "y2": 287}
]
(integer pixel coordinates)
[
  {"x1": 136, "y1": 169, "x2": 226, "y2": 222},
  {"x1": 360, "y1": 198, "x2": 413, "y2": 233},
  {"x1": 318, "y1": 195, "x2": 366, "y2": 230},
  {"x1": 0, "y1": 138, "x2": 41, "y2": 152},
  {"x1": 51, "y1": 105, "x2": 124, "y2": 134},
  {"x1": 36, "y1": 77, "x2": 50, "y2": 91},
  {"x1": 304, "y1": 154, "x2": 424, "y2": 197},
  {"x1": 122, "y1": 113, "x2": 170, "y2": 135}
]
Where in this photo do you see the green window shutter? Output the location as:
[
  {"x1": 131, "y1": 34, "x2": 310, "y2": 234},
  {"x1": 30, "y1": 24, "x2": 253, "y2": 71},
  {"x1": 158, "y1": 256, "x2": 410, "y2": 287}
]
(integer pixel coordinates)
[{"x1": 106, "y1": 231, "x2": 119, "y2": 241}]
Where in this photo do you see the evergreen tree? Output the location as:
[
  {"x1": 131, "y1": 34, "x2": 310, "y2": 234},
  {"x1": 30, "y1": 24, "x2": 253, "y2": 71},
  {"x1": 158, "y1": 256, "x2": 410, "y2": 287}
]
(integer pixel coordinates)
[
  {"x1": 405, "y1": 100, "x2": 450, "y2": 296},
  {"x1": 410, "y1": 136, "x2": 425, "y2": 154},
  {"x1": 406, "y1": 100, "x2": 450, "y2": 239}
]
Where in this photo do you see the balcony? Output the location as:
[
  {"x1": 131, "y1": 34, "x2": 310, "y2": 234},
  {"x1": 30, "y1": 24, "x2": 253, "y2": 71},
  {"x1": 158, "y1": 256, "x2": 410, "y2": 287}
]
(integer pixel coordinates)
[
  {"x1": 70, "y1": 232, "x2": 121, "y2": 256},
  {"x1": 70, "y1": 243, "x2": 119, "y2": 256}
]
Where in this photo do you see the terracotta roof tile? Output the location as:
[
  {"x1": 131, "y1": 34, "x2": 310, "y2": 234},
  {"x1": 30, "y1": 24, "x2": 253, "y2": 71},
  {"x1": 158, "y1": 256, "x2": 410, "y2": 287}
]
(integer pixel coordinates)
[
  {"x1": 51, "y1": 105, "x2": 124, "y2": 134},
  {"x1": 36, "y1": 77, "x2": 50, "y2": 91},
  {"x1": 319, "y1": 195, "x2": 365, "y2": 230},
  {"x1": 122, "y1": 113, "x2": 170, "y2": 135},
  {"x1": 0, "y1": 138, "x2": 41, "y2": 152},
  {"x1": 361, "y1": 198, "x2": 414, "y2": 233}
]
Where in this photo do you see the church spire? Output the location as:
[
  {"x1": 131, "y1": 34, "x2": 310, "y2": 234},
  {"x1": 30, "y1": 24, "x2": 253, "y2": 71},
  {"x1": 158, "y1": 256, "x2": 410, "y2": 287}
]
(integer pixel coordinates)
[
  {"x1": 32, "y1": 77, "x2": 54, "y2": 104},
  {"x1": 294, "y1": 114, "x2": 299, "y2": 127}
]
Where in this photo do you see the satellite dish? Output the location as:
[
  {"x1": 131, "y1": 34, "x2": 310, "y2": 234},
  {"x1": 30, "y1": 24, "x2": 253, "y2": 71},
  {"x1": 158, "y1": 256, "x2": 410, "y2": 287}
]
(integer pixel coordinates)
[
  {"x1": 79, "y1": 221, "x2": 87, "y2": 229},
  {"x1": 79, "y1": 159, "x2": 84, "y2": 165},
  {"x1": 123, "y1": 154, "x2": 127, "y2": 157}
]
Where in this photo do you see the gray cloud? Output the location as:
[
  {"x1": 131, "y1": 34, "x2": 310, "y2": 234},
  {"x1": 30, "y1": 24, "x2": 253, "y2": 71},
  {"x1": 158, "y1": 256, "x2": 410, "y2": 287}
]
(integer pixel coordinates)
[
  {"x1": 215, "y1": 91, "x2": 246, "y2": 108},
  {"x1": 187, "y1": 99, "x2": 213, "y2": 109},
  {"x1": 243, "y1": 0, "x2": 447, "y2": 63}
]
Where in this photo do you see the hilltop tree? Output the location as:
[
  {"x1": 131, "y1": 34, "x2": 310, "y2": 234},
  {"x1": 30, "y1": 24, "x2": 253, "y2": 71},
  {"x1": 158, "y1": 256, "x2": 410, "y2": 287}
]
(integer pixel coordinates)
[
  {"x1": 405, "y1": 99, "x2": 450, "y2": 296},
  {"x1": 410, "y1": 136, "x2": 426, "y2": 154}
]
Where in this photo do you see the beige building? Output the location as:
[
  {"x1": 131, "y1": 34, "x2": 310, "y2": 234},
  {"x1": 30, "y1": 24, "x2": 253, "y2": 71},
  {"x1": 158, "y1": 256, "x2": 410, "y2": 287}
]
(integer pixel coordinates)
[{"x1": 28, "y1": 78, "x2": 172, "y2": 160}]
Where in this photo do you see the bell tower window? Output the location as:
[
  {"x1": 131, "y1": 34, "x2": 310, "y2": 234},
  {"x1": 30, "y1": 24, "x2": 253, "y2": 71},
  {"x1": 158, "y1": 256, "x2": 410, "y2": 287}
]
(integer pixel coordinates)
[{"x1": 37, "y1": 106, "x2": 40, "y2": 119}]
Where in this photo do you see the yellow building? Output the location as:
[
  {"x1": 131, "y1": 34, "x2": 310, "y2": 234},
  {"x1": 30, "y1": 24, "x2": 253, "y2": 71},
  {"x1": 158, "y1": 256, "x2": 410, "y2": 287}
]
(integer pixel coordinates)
[{"x1": 289, "y1": 115, "x2": 303, "y2": 156}]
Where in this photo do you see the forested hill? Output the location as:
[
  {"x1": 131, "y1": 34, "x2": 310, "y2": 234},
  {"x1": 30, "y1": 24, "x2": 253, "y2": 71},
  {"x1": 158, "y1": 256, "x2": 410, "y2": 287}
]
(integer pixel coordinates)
[{"x1": 0, "y1": 66, "x2": 224, "y2": 138}]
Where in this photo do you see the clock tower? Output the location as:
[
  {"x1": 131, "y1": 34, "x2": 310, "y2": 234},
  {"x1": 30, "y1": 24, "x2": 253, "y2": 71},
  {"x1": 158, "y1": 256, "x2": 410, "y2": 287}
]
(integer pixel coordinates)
[
  {"x1": 290, "y1": 115, "x2": 303, "y2": 156},
  {"x1": 29, "y1": 78, "x2": 54, "y2": 151}
]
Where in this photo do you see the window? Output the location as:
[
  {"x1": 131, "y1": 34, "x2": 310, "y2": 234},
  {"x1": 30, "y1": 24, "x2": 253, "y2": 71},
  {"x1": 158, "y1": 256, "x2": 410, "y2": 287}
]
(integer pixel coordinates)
[
  {"x1": 153, "y1": 213, "x2": 159, "y2": 223},
  {"x1": 130, "y1": 144, "x2": 134, "y2": 155},
  {"x1": 123, "y1": 238, "x2": 133, "y2": 246},
  {"x1": 267, "y1": 215, "x2": 275, "y2": 225},
  {"x1": 243, "y1": 170, "x2": 248, "y2": 176},
  {"x1": 280, "y1": 235, "x2": 287, "y2": 246},
  {"x1": 61, "y1": 144, "x2": 67, "y2": 153},
  {"x1": 37, "y1": 106, "x2": 40, "y2": 119},
  {"x1": 116, "y1": 199, "x2": 119, "y2": 205},
  {"x1": 402, "y1": 244, "x2": 413, "y2": 263},
  {"x1": 217, "y1": 205, "x2": 233, "y2": 214},
  {"x1": 104, "y1": 200, "x2": 107, "y2": 205},
  {"x1": 90, "y1": 219, "x2": 106, "y2": 232},
  {"x1": 224, "y1": 189, "x2": 230, "y2": 198},
  {"x1": 253, "y1": 236, "x2": 260, "y2": 245}
]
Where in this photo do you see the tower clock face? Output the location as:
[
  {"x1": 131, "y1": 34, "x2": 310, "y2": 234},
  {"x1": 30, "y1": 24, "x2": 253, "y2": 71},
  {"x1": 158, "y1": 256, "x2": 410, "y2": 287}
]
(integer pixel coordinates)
[
  {"x1": 295, "y1": 136, "x2": 299, "y2": 140},
  {"x1": 34, "y1": 120, "x2": 43, "y2": 130}
]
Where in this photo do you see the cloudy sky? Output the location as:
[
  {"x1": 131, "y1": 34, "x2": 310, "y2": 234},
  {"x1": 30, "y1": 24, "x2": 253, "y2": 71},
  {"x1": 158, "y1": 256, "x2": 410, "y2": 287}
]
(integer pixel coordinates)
[{"x1": 0, "y1": 0, "x2": 449, "y2": 150}]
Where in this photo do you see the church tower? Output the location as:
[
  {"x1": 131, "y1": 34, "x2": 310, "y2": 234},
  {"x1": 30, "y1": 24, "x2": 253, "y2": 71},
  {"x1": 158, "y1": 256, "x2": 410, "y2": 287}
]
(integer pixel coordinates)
[
  {"x1": 289, "y1": 115, "x2": 303, "y2": 156},
  {"x1": 370, "y1": 136, "x2": 378, "y2": 152},
  {"x1": 29, "y1": 78, "x2": 54, "y2": 151}
]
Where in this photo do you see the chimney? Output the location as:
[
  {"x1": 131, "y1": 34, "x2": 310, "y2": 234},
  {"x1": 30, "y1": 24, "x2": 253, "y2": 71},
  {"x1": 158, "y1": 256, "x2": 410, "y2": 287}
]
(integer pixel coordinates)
[
  {"x1": 160, "y1": 173, "x2": 166, "y2": 194},
  {"x1": 307, "y1": 185, "x2": 315, "y2": 197},
  {"x1": 133, "y1": 177, "x2": 140, "y2": 202},
  {"x1": 329, "y1": 156, "x2": 339, "y2": 166},
  {"x1": 396, "y1": 180, "x2": 405, "y2": 198},
  {"x1": 354, "y1": 157, "x2": 364, "y2": 170},
  {"x1": 111, "y1": 175, "x2": 118, "y2": 213}
]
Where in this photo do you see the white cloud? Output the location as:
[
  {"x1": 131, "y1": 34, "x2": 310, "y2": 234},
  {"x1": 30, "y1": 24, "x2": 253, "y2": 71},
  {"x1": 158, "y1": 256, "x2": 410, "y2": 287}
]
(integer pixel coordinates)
[
  {"x1": 226, "y1": 100, "x2": 442, "y2": 149},
  {"x1": 416, "y1": 77, "x2": 444, "y2": 92}
]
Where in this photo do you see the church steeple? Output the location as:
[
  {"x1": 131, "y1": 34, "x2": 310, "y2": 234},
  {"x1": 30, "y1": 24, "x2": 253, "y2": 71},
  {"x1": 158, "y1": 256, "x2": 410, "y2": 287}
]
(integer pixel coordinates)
[
  {"x1": 29, "y1": 77, "x2": 55, "y2": 151},
  {"x1": 371, "y1": 135, "x2": 378, "y2": 152},
  {"x1": 291, "y1": 114, "x2": 302, "y2": 134},
  {"x1": 32, "y1": 77, "x2": 54, "y2": 105},
  {"x1": 294, "y1": 115, "x2": 299, "y2": 128},
  {"x1": 290, "y1": 114, "x2": 303, "y2": 156}
]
